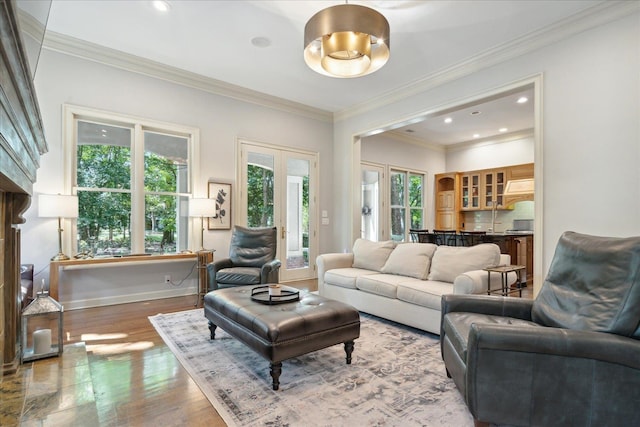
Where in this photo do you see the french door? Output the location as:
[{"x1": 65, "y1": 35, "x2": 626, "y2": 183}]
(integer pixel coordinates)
[
  {"x1": 238, "y1": 142, "x2": 318, "y2": 282},
  {"x1": 361, "y1": 162, "x2": 386, "y2": 241}
]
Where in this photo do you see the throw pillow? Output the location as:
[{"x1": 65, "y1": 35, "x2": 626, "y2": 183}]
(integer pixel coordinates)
[
  {"x1": 381, "y1": 243, "x2": 438, "y2": 280},
  {"x1": 352, "y1": 239, "x2": 396, "y2": 272},
  {"x1": 427, "y1": 243, "x2": 500, "y2": 283}
]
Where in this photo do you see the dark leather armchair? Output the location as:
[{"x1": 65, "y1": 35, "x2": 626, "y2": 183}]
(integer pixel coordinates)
[
  {"x1": 207, "y1": 226, "x2": 281, "y2": 291},
  {"x1": 440, "y1": 231, "x2": 640, "y2": 427}
]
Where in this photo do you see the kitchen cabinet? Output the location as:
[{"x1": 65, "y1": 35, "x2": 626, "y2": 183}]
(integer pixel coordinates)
[
  {"x1": 435, "y1": 173, "x2": 460, "y2": 230},
  {"x1": 481, "y1": 169, "x2": 506, "y2": 210},
  {"x1": 461, "y1": 172, "x2": 480, "y2": 210}
]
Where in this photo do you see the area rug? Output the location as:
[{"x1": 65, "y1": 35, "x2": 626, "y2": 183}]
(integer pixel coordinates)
[{"x1": 149, "y1": 309, "x2": 473, "y2": 427}]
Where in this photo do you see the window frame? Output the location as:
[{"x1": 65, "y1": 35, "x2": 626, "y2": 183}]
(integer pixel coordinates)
[{"x1": 63, "y1": 104, "x2": 200, "y2": 255}]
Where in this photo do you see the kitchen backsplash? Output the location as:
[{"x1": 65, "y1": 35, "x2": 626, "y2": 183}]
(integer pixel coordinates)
[{"x1": 463, "y1": 201, "x2": 534, "y2": 232}]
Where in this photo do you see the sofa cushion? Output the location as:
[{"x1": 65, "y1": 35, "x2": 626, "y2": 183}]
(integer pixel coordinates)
[
  {"x1": 532, "y1": 231, "x2": 640, "y2": 337},
  {"x1": 396, "y1": 279, "x2": 453, "y2": 310},
  {"x1": 325, "y1": 268, "x2": 376, "y2": 290},
  {"x1": 427, "y1": 243, "x2": 501, "y2": 283},
  {"x1": 352, "y1": 239, "x2": 396, "y2": 272},
  {"x1": 381, "y1": 243, "x2": 437, "y2": 280},
  {"x1": 355, "y1": 274, "x2": 404, "y2": 298}
]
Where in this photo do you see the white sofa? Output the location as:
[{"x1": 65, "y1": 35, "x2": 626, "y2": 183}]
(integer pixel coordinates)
[{"x1": 316, "y1": 239, "x2": 515, "y2": 335}]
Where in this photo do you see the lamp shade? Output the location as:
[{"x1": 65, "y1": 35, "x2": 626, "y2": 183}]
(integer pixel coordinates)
[
  {"x1": 189, "y1": 198, "x2": 216, "y2": 217},
  {"x1": 38, "y1": 194, "x2": 79, "y2": 218}
]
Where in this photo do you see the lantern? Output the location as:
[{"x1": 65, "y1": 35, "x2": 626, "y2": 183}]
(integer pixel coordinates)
[{"x1": 21, "y1": 283, "x2": 64, "y2": 363}]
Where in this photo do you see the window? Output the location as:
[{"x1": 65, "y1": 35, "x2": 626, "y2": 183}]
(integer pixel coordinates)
[
  {"x1": 65, "y1": 106, "x2": 198, "y2": 256},
  {"x1": 390, "y1": 169, "x2": 425, "y2": 242}
]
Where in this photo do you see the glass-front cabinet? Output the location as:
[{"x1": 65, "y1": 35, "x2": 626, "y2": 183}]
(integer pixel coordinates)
[
  {"x1": 482, "y1": 169, "x2": 506, "y2": 210},
  {"x1": 461, "y1": 172, "x2": 480, "y2": 210}
]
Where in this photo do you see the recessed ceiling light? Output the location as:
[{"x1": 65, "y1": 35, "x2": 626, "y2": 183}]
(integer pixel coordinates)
[
  {"x1": 499, "y1": 128, "x2": 508, "y2": 132},
  {"x1": 517, "y1": 96, "x2": 528, "y2": 104},
  {"x1": 473, "y1": 134, "x2": 480, "y2": 138},
  {"x1": 444, "y1": 117, "x2": 453, "y2": 124},
  {"x1": 251, "y1": 37, "x2": 271, "y2": 48},
  {"x1": 470, "y1": 111, "x2": 481, "y2": 115},
  {"x1": 152, "y1": 1, "x2": 171, "y2": 12}
]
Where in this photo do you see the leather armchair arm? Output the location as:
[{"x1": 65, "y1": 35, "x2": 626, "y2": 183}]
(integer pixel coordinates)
[
  {"x1": 468, "y1": 323, "x2": 640, "y2": 369},
  {"x1": 441, "y1": 294, "x2": 533, "y2": 320},
  {"x1": 260, "y1": 259, "x2": 282, "y2": 284},
  {"x1": 207, "y1": 258, "x2": 234, "y2": 291}
]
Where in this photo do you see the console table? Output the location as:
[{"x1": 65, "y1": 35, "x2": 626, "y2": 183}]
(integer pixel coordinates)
[{"x1": 48, "y1": 253, "x2": 199, "y2": 300}]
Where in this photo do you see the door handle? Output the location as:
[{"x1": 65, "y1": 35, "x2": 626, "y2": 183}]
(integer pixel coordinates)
[{"x1": 281, "y1": 227, "x2": 286, "y2": 239}]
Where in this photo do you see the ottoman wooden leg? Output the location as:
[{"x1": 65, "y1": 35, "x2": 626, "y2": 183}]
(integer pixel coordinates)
[
  {"x1": 208, "y1": 321, "x2": 217, "y2": 340},
  {"x1": 344, "y1": 340, "x2": 355, "y2": 364},
  {"x1": 270, "y1": 362, "x2": 282, "y2": 391}
]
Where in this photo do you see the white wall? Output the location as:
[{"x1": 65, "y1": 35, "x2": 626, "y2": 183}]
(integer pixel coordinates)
[
  {"x1": 445, "y1": 135, "x2": 534, "y2": 172},
  {"x1": 22, "y1": 48, "x2": 333, "y2": 308},
  {"x1": 333, "y1": 12, "x2": 640, "y2": 293}
]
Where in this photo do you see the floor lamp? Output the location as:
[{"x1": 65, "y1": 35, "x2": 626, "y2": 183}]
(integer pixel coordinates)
[
  {"x1": 38, "y1": 194, "x2": 79, "y2": 261},
  {"x1": 189, "y1": 198, "x2": 216, "y2": 305}
]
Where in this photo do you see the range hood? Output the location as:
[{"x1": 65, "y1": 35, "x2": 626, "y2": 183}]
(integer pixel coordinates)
[{"x1": 504, "y1": 178, "x2": 534, "y2": 202}]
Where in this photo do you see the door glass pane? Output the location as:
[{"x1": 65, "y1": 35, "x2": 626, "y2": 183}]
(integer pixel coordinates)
[
  {"x1": 409, "y1": 174, "x2": 424, "y2": 229},
  {"x1": 286, "y1": 158, "x2": 309, "y2": 270},
  {"x1": 247, "y1": 152, "x2": 274, "y2": 227},
  {"x1": 361, "y1": 169, "x2": 380, "y2": 241},
  {"x1": 390, "y1": 171, "x2": 405, "y2": 241}
]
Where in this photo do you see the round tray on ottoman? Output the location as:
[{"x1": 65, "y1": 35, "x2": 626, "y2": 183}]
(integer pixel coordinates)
[{"x1": 250, "y1": 284, "x2": 300, "y2": 305}]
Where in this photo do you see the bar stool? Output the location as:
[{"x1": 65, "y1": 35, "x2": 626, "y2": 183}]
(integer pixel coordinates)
[
  {"x1": 459, "y1": 231, "x2": 487, "y2": 247},
  {"x1": 433, "y1": 229, "x2": 457, "y2": 246},
  {"x1": 409, "y1": 229, "x2": 429, "y2": 243}
]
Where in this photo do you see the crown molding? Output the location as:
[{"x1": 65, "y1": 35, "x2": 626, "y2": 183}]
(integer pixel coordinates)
[
  {"x1": 42, "y1": 31, "x2": 334, "y2": 123},
  {"x1": 334, "y1": 0, "x2": 639, "y2": 122}
]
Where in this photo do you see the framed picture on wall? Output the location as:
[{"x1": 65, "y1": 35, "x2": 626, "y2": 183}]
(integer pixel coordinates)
[{"x1": 208, "y1": 182, "x2": 232, "y2": 230}]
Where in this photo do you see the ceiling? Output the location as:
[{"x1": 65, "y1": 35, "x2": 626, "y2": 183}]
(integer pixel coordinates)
[{"x1": 43, "y1": 0, "x2": 604, "y2": 145}]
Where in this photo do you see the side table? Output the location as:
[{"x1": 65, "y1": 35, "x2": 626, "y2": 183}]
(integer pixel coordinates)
[
  {"x1": 195, "y1": 249, "x2": 214, "y2": 306},
  {"x1": 483, "y1": 265, "x2": 526, "y2": 297}
]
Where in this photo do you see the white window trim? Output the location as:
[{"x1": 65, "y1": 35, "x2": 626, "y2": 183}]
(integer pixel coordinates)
[{"x1": 62, "y1": 104, "x2": 200, "y2": 254}]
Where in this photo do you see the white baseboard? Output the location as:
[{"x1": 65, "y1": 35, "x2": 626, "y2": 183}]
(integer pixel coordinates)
[{"x1": 61, "y1": 286, "x2": 198, "y2": 310}]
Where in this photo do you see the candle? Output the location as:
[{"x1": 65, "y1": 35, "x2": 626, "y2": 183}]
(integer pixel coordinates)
[
  {"x1": 33, "y1": 329, "x2": 52, "y2": 354},
  {"x1": 268, "y1": 284, "x2": 281, "y2": 296}
]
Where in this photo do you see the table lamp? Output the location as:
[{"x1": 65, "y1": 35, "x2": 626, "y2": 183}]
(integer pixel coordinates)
[
  {"x1": 38, "y1": 194, "x2": 79, "y2": 261},
  {"x1": 189, "y1": 198, "x2": 216, "y2": 251}
]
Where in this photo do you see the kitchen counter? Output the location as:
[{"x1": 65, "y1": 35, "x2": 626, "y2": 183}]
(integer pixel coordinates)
[{"x1": 483, "y1": 231, "x2": 534, "y2": 236}]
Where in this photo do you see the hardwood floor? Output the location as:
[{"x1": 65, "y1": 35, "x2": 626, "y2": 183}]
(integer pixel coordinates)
[{"x1": 3, "y1": 280, "x2": 317, "y2": 426}]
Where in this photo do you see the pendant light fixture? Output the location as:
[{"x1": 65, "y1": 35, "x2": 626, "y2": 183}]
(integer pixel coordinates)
[{"x1": 304, "y1": 3, "x2": 390, "y2": 78}]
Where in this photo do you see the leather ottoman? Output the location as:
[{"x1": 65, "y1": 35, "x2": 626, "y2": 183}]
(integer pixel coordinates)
[{"x1": 204, "y1": 286, "x2": 361, "y2": 390}]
